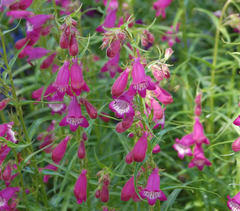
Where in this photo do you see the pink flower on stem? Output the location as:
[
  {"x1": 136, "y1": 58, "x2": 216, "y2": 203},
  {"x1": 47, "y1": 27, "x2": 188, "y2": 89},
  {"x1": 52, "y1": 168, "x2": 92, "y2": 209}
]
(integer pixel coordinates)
[
  {"x1": 234, "y1": 115, "x2": 240, "y2": 126},
  {"x1": 100, "y1": 183, "x2": 109, "y2": 203},
  {"x1": 96, "y1": 9, "x2": 117, "y2": 33},
  {"x1": 70, "y1": 59, "x2": 90, "y2": 96},
  {"x1": 6, "y1": 10, "x2": 33, "y2": 19},
  {"x1": 52, "y1": 136, "x2": 70, "y2": 164},
  {"x1": 74, "y1": 169, "x2": 87, "y2": 204},
  {"x1": 188, "y1": 145, "x2": 211, "y2": 171},
  {"x1": 121, "y1": 176, "x2": 140, "y2": 202},
  {"x1": 102, "y1": 53, "x2": 122, "y2": 78},
  {"x1": 82, "y1": 100, "x2": 98, "y2": 119},
  {"x1": 192, "y1": 117, "x2": 210, "y2": 145},
  {"x1": 132, "y1": 133, "x2": 148, "y2": 162},
  {"x1": 153, "y1": 0, "x2": 172, "y2": 18},
  {"x1": 115, "y1": 116, "x2": 134, "y2": 133},
  {"x1": 152, "y1": 144, "x2": 161, "y2": 154},
  {"x1": 227, "y1": 192, "x2": 240, "y2": 211},
  {"x1": 140, "y1": 168, "x2": 167, "y2": 205},
  {"x1": 0, "y1": 98, "x2": 10, "y2": 111},
  {"x1": 125, "y1": 150, "x2": 134, "y2": 164},
  {"x1": 54, "y1": 60, "x2": 70, "y2": 93},
  {"x1": 153, "y1": 86, "x2": 173, "y2": 105},
  {"x1": 130, "y1": 58, "x2": 156, "y2": 98},
  {"x1": 78, "y1": 140, "x2": 86, "y2": 159},
  {"x1": 0, "y1": 187, "x2": 20, "y2": 210},
  {"x1": 232, "y1": 137, "x2": 240, "y2": 152},
  {"x1": 40, "y1": 52, "x2": 56, "y2": 69},
  {"x1": 48, "y1": 93, "x2": 66, "y2": 115},
  {"x1": 111, "y1": 68, "x2": 129, "y2": 97},
  {"x1": 60, "y1": 96, "x2": 89, "y2": 131},
  {"x1": 69, "y1": 33, "x2": 79, "y2": 56},
  {"x1": 0, "y1": 145, "x2": 11, "y2": 165}
]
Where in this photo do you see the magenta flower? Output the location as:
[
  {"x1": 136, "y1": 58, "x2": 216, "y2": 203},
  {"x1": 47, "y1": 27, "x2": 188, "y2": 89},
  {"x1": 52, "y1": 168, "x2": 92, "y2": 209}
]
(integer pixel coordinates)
[
  {"x1": 140, "y1": 168, "x2": 167, "y2": 205},
  {"x1": 188, "y1": 145, "x2": 211, "y2": 171},
  {"x1": 0, "y1": 145, "x2": 11, "y2": 165},
  {"x1": 109, "y1": 90, "x2": 135, "y2": 119},
  {"x1": 1, "y1": 163, "x2": 18, "y2": 186},
  {"x1": 192, "y1": 117, "x2": 210, "y2": 145},
  {"x1": 96, "y1": 9, "x2": 117, "y2": 33},
  {"x1": 48, "y1": 92, "x2": 66, "y2": 115},
  {"x1": 153, "y1": 86, "x2": 173, "y2": 105},
  {"x1": 173, "y1": 134, "x2": 195, "y2": 159},
  {"x1": 153, "y1": 0, "x2": 172, "y2": 18},
  {"x1": 116, "y1": 115, "x2": 134, "y2": 133},
  {"x1": 40, "y1": 52, "x2": 56, "y2": 69},
  {"x1": 0, "y1": 98, "x2": 10, "y2": 111},
  {"x1": 102, "y1": 52, "x2": 122, "y2": 78},
  {"x1": 26, "y1": 14, "x2": 53, "y2": 31},
  {"x1": 74, "y1": 169, "x2": 87, "y2": 204},
  {"x1": 232, "y1": 137, "x2": 240, "y2": 152},
  {"x1": 52, "y1": 136, "x2": 70, "y2": 164},
  {"x1": 54, "y1": 60, "x2": 70, "y2": 93},
  {"x1": 132, "y1": 133, "x2": 148, "y2": 162},
  {"x1": 70, "y1": 59, "x2": 89, "y2": 95},
  {"x1": 233, "y1": 115, "x2": 240, "y2": 126},
  {"x1": 150, "y1": 97, "x2": 163, "y2": 120},
  {"x1": 78, "y1": 140, "x2": 86, "y2": 159},
  {"x1": 82, "y1": 99, "x2": 98, "y2": 119},
  {"x1": 23, "y1": 47, "x2": 50, "y2": 62},
  {"x1": 121, "y1": 176, "x2": 140, "y2": 202},
  {"x1": 125, "y1": 150, "x2": 134, "y2": 164},
  {"x1": 60, "y1": 96, "x2": 89, "y2": 131},
  {"x1": 152, "y1": 144, "x2": 161, "y2": 154},
  {"x1": 130, "y1": 58, "x2": 156, "y2": 98},
  {"x1": 227, "y1": 192, "x2": 240, "y2": 210},
  {"x1": 100, "y1": 183, "x2": 109, "y2": 203},
  {"x1": 69, "y1": 33, "x2": 79, "y2": 56},
  {"x1": 6, "y1": 10, "x2": 33, "y2": 19},
  {"x1": 111, "y1": 68, "x2": 129, "y2": 97},
  {"x1": 39, "y1": 164, "x2": 58, "y2": 183},
  {"x1": 162, "y1": 24, "x2": 181, "y2": 47},
  {"x1": 0, "y1": 187, "x2": 19, "y2": 210}
]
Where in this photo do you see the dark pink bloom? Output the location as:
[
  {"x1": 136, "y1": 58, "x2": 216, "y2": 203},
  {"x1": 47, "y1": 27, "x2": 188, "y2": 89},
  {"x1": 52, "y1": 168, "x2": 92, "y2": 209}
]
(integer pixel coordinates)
[
  {"x1": 102, "y1": 52, "x2": 122, "y2": 78},
  {"x1": 151, "y1": 63, "x2": 170, "y2": 81},
  {"x1": 141, "y1": 30, "x2": 154, "y2": 49},
  {"x1": 39, "y1": 164, "x2": 58, "y2": 183},
  {"x1": 82, "y1": 100, "x2": 98, "y2": 119},
  {"x1": 132, "y1": 133, "x2": 148, "y2": 162},
  {"x1": 173, "y1": 134, "x2": 195, "y2": 159},
  {"x1": 52, "y1": 136, "x2": 70, "y2": 164},
  {"x1": 150, "y1": 97, "x2": 163, "y2": 120},
  {"x1": 60, "y1": 30, "x2": 70, "y2": 49},
  {"x1": 131, "y1": 58, "x2": 155, "y2": 98},
  {"x1": 6, "y1": 10, "x2": 33, "y2": 19},
  {"x1": 0, "y1": 98, "x2": 10, "y2": 111},
  {"x1": 103, "y1": 0, "x2": 118, "y2": 11},
  {"x1": 69, "y1": 34, "x2": 78, "y2": 56},
  {"x1": 60, "y1": 96, "x2": 89, "y2": 131},
  {"x1": 0, "y1": 145, "x2": 11, "y2": 165},
  {"x1": 0, "y1": 187, "x2": 19, "y2": 210},
  {"x1": 106, "y1": 39, "x2": 121, "y2": 58},
  {"x1": 70, "y1": 59, "x2": 89, "y2": 95},
  {"x1": 24, "y1": 47, "x2": 50, "y2": 62},
  {"x1": 227, "y1": 192, "x2": 240, "y2": 211},
  {"x1": 0, "y1": 122, "x2": 17, "y2": 144},
  {"x1": 125, "y1": 150, "x2": 133, "y2": 164},
  {"x1": 48, "y1": 93, "x2": 66, "y2": 115},
  {"x1": 232, "y1": 137, "x2": 240, "y2": 152},
  {"x1": 54, "y1": 60, "x2": 70, "y2": 93},
  {"x1": 121, "y1": 176, "x2": 140, "y2": 202},
  {"x1": 152, "y1": 144, "x2": 161, "y2": 154},
  {"x1": 96, "y1": 9, "x2": 117, "y2": 33},
  {"x1": 116, "y1": 116, "x2": 134, "y2": 133},
  {"x1": 192, "y1": 117, "x2": 210, "y2": 145},
  {"x1": 74, "y1": 169, "x2": 87, "y2": 204},
  {"x1": 188, "y1": 145, "x2": 211, "y2": 171},
  {"x1": 100, "y1": 184, "x2": 109, "y2": 203},
  {"x1": 162, "y1": 24, "x2": 181, "y2": 47},
  {"x1": 1, "y1": 163, "x2": 18, "y2": 186},
  {"x1": 234, "y1": 115, "x2": 240, "y2": 126},
  {"x1": 153, "y1": 0, "x2": 172, "y2": 18},
  {"x1": 40, "y1": 52, "x2": 56, "y2": 69},
  {"x1": 78, "y1": 140, "x2": 86, "y2": 159},
  {"x1": 153, "y1": 86, "x2": 173, "y2": 105},
  {"x1": 111, "y1": 68, "x2": 129, "y2": 97},
  {"x1": 140, "y1": 168, "x2": 167, "y2": 205}
]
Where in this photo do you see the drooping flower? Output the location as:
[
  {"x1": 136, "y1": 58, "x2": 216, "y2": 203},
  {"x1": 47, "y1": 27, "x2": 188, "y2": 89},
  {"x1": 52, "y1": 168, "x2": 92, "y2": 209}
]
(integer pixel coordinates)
[
  {"x1": 152, "y1": 144, "x2": 161, "y2": 154},
  {"x1": 153, "y1": 0, "x2": 172, "y2": 18},
  {"x1": 48, "y1": 92, "x2": 66, "y2": 115},
  {"x1": 60, "y1": 96, "x2": 89, "y2": 131},
  {"x1": 82, "y1": 100, "x2": 98, "y2": 119},
  {"x1": 132, "y1": 133, "x2": 148, "y2": 162},
  {"x1": 192, "y1": 117, "x2": 210, "y2": 145},
  {"x1": 100, "y1": 183, "x2": 109, "y2": 203},
  {"x1": 233, "y1": 115, "x2": 240, "y2": 126},
  {"x1": 141, "y1": 30, "x2": 155, "y2": 49},
  {"x1": 188, "y1": 145, "x2": 211, "y2": 171},
  {"x1": 78, "y1": 140, "x2": 86, "y2": 159},
  {"x1": 40, "y1": 52, "x2": 56, "y2": 69},
  {"x1": 140, "y1": 168, "x2": 167, "y2": 205},
  {"x1": 130, "y1": 58, "x2": 156, "y2": 98},
  {"x1": 0, "y1": 187, "x2": 20, "y2": 210},
  {"x1": 153, "y1": 86, "x2": 173, "y2": 105},
  {"x1": 111, "y1": 68, "x2": 129, "y2": 97},
  {"x1": 121, "y1": 176, "x2": 140, "y2": 202},
  {"x1": 69, "y1": 33, "x2": 79, "y2": 56},
  {"x1": 54, "y1": 60, "x2": 70, "y2": 93},
  {"x1": 52, "y1": 136, "x2": 70, "y2": 164},
  {"x1": 74, "y1": 169, "x2": 87, "y2": 204},
  {"x1": 227, "y1": 192, "x2": 240, "y2": 211},
  {"x1": 96, "y1": 9, "x2": 117, "y2": 33},
  {"x1": 102, "y1": 53, "x2": 122, "y2": 78},
  {"x1": 232, "y1": 137, "x2": 240, "y2": 152}
]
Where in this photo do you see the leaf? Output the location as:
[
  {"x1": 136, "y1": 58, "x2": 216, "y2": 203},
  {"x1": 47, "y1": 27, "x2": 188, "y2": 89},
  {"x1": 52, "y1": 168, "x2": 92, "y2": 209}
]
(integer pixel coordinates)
[{"x1": 161, "y1": 189, "x2": 182, "y2": 211}]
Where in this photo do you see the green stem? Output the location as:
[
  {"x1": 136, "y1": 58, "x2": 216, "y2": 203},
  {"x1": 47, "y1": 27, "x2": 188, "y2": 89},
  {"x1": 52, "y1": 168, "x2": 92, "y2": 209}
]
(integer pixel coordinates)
[{"x1": 209, "y1": 0, "x2": 232, "y2": 133}]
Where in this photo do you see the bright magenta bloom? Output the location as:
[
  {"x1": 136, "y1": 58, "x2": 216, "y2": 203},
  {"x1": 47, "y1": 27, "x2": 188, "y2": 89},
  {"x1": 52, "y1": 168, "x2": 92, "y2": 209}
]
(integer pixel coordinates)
[
  {"x1": 74, "y1": 169, "x2": 87, "y2": 204},
  {"x1": 188, "y1": 145, "x2": 211, "y2": 171},
  {"x1": 153, "y1": 0, "x2": 172, "y2": 18},
  {"x1": 54, "y1": 61, "x2": 70, "y2": 93},
  {"x1": 52, "y1": 136, "x2": 70, "y2": 164},
  {"x1": 152, "y1": 144, "x2": 161, "y2": 154},
  {"x1": 173, "y1": 134, "x2": 194, "y2": 159},
  {"x1": 233, "y1": 115, "x2": 240, "y2": 126},
  {"x1": 96, "y1": 9, "x2": 117, "y2": 33},
  {"x1": 140, "y1": 168, "x2": 167, "y2": 205},
  {"x1": 232, "y1": 137, "x2": 240, "y2": 152},
  {"x1": 227, "y1": 192, "x2": 240, "y2": 210},
  {"x1": 100, "y1": 183, "x2": 109, "y2": 203},
  {"x1": 121, "y1": 176, "x2": 140, "y2": 202},
  {"x1": 40, "y1": 52, "x2": 56, "y2": 69},
  {"x1": 0, "y1": 187, "x2": 20, "y2": 210},
  {"x1": 192, "y1": 117, "x2": 210, "y2": 145},
  {"x1": 111, "y1": 68, "x2": 129, "y2": 97},
  {"x1": 153, "y1": 86, "x2": 173, "y2": 105},
  {"x1": 60, "y1": 96, "x2": 89, "y2": 131},
  {"x1": 102, "y1": 53, "x2": 122, "y2": 78},
  {"x1": 132, "y1": 133, "x2": 148, "y2": 162},
  {"x1": 78, "y1": 140, "x2": 86, "y2": 159}
]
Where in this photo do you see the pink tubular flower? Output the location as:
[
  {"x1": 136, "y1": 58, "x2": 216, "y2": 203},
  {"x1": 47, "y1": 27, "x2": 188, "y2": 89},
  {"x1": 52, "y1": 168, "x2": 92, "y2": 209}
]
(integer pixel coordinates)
[
  {"x1": 83, "y1": 100, "x2": 98, "y2": 119},
  {"x1": 60, "y1": 96, "x2": 89, "y2": 131},
  {"x1": 6, "y1": 10, "x2": 33, "y2": 19},
  {"x1": 151, "y1": 63, "x2": 170, "y2": 81},
  {"x1": 48, "y1": 93, "x2": 66, "y2": 115},
  {"x1": 106, "y1": 39, "x2": 121, "y2": 58},
  {"x1": 0, "y1": 187, "x2": 20, "y2": 210},
  {"x1": 78, "y1": 140, "x2": 86, "y2": 159},
  {"x1": 121, "y1": 176, "x2": 140, "y2": 202},
  {"x1": 116, "y1": 116, "x2": 134, "y2": 133},
  {"x1": 153, "y1": 86, "x2": 173, "y2": 105},
  {"x1": 192, "y1": 117, "x2": 210, "y2": 145},
  {"x1": 153, "y1": 0, "x2": 172, "y2": 18},
  {"x1": 40, "y1": 52, "x2": 56, "y2": 69},
  {"x1": 23, "y1": 47, "x2": 50, "y2": 62},
  {"x1": 173, "y1": 134, "x2": 195, "y2": 159},
  {"x1": 130, "y1": 58, "x2": 156, "y2": 98},
  {"x1": 39, "y1": 164, "x2": 58, "y2": 183},
  {"x1": 52, "y1": 136, "x2": 70, "y2": 164},
  {"x1": 111, "y1": 68, "x2": 129, "y2": 97},
  {"x1": 69, "y1": 33, "x2": 79, "y2": 56},
  {"x1": 125, "y1": 150, "x2": 133, "y2": 164},
  {"x1": 100, "y1": 184, "x2": 109, "y2": 203},
  {"x1": 102, "y1": 52, "x2": 122, "y2": 78},
  {"x1": 0, "y1": 98, "x2": 10, "y2": 111},
  {"x1": 152, "y1": 144, "x2": 161, "y2": 154},
  {"x1": 140, "y1": 168, "x2": 167, "y2": 205},
  {"x1": 132, "y1": 133, "x2": 148, "y2": 162},
  {"x1": 141, "y1": 30, "x2": 155, "y2": 49},
  {"x1": 96, "y1": 9, "x2": 117, "y2": 33},
  {"x1": 233, "y1": 115, "x2": 240, "y2": 126},
  {"x1": 188, "y1": 145, "x2": 211, "y2": 171},
  {"x1": 150, "y1": 97, "x2": 163, "y2": 120},
  {"x1": 1, "y1": 163, "x2": 18, "y2": 186},
  {"x1": 54, "y1": 60, "x2": 70, "y2": 93},
  {"x1": 74, "y1": 169, "x2": 87, "y2": 204},
  {"x1": 0, "y1": 145, "x2": 11, "y2": 165},
  {"x1": 232, "y1": 137, "x2": 240, "y2": 152},
  {"x1": 227, "y1": 192, "x2": 240, "y2": 210},
  {"x1": 70, "y1": 59, "x2": 89, "y2": 95}
]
